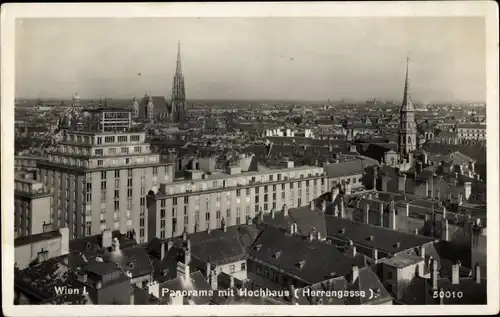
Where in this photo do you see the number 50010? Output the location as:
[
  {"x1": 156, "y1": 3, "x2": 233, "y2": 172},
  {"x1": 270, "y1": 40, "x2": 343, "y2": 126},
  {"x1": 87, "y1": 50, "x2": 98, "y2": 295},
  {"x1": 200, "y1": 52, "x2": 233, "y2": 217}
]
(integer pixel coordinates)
[{"x1": 433, "y1": 290, "x2": 464, "y2": 299}]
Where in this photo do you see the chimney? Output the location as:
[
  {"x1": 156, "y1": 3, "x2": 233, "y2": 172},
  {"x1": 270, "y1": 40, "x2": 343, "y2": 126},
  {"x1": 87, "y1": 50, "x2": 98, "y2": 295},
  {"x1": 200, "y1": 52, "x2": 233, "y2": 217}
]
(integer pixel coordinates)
[
  {"x1": 474, "y1": 262, "x2": 481, "y2": 284},
  {"x1": 372, "y1": 248, "x2": 378, "y2": 262},
  {"x1": 345, "y1": 182, "x2": 352, "y2": 195},
  {"x1": 161, "y1": 241, "x2": 166, "y2": 260},
  {"x1": 372, "y1": 166, "x2": 379, "y2": 189},
  {"x1": 464, "y1": 182, "x2": 472, "y2": 200},
  {"x1": 283, "y1": 204, "x2": 289, "y2": 217},
  {"x1": 451, "y1": 262, "x2": 460, "y2": 284},
  {"x1": 206, "y1": 262, "x2": 211, "y2": 279},
  {"x1": 210, "y1": 270, "x2": 217, "y2": 290},
  {"x1": 350, "y1": 265, "x2": 359, "y2": 283},
  {"x1": 184, "y1": 240, "x2": 191, "y2": 264},
  {"x1": 289, "y1": 285, "x2": 297, "y2": 304},
  {"x1": 419, "y1": 245, "x2": 425, "y2": 259},
  {"x1": 348, "y1": 240, "x2": 356, "y2": 257},
  {"x1": 398, "y1": 173, "x2": 407, "y2": 192},
  {"x1": 364, "y1": 203, "x2": 370, "y2": 224},
  {"x1": 379, "y1": 203, "x2": 384, "y2": 227},
  {"x1": 221, "y1": 218, "x2": 227, "y2": 232},
  {"x1": 389, "y1": 201, "x2": 396, "y2": 230},
  {"x1": 310, "y1": 200, "x2": 315, "y2": 211},
  {"x1": 417, "y1": 162, "x2": 423, "y2": 174},
  {"x1": 469, "y1": 161, "x2": 476, "y2": 173},
  {"x1": 441, "y1": 219, "x2": 449, "y2": 241},
  {"x1": 167, "y1": 240, "x2": 174, "y2": 251},
  {"x1": 184, "y1": 263, "x2": 191, "y2": 283},
  {"x1": 381, "y1": 173, "x2": 388, "y2": 192},
  {"x1": 431, "y1": 258, "x2": 439, "y2": 290},
  {"x1": 101, "y1": 229, "x2": 112, "y2": 248}
]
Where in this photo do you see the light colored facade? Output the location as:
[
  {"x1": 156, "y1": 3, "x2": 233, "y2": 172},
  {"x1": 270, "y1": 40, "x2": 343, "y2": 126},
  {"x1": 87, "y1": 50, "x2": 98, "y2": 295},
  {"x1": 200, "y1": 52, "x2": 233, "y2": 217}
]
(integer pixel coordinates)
[
  {"x1": 456, "y1": 124, "x2": 486, "y2": 141},
  {"x1": 14, "y1": 228, "x2": 69, "y2": 270},
  {"x1": 147, "y1": 164, "x2": 327, "y2": 242},
  {"x1": 37, "y1": 127, "x2": 173, "y2": 242},
  {"x1": 14, "y1": 173, "x2": 53, "y2": 238}
]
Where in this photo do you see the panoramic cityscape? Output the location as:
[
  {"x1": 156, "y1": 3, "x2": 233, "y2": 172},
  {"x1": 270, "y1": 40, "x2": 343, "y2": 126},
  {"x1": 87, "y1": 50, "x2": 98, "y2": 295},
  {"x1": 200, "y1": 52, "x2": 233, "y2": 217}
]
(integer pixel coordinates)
[{"x1": 12, "y1": 17, "x2": 487, "y2": 306}]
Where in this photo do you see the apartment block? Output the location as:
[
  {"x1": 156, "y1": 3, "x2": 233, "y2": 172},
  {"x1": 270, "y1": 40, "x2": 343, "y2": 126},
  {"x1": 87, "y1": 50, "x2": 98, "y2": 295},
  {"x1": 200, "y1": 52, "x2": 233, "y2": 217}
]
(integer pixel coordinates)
[{"x1": 146, "y1": 162, "x2": 327, "y2": 242}]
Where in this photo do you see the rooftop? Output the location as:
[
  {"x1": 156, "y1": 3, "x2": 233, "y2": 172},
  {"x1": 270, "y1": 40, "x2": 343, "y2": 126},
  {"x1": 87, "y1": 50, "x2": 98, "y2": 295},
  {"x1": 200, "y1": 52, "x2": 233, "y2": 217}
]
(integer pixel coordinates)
[
  {"x1": 325, "y1": 216, "x2": 437, "y2": 255},
  {"x1": 15, "y1": 230, "x2": 62, "y2": 247},
  {"x1": 249, "y1": 226, "x2": 367, "y2": 284}
]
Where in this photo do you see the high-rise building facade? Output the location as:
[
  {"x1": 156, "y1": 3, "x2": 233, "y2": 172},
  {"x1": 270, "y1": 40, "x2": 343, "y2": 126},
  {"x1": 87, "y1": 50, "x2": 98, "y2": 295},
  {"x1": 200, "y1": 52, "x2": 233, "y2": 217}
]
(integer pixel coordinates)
[
  {"x1": 146, "y1": 163, "x2": 328, "y2": 242},
  {"x1": 398, "y1": 58, "x2": 417, "y2": 156},
  {"x1": 37, "y1": 108, "x2": 174, "y2": 242},
  {"x1": 14, "y1": 173, "x2": 53, "y2": 238},
  {"x1": 170, "y1": 41, "x2": 186, "y2": 122}
]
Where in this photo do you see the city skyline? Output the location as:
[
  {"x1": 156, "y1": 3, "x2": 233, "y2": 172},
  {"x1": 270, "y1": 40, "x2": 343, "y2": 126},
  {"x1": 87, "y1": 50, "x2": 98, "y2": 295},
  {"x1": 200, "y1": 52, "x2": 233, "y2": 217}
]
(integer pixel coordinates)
[{"x1": 16, "y1": 17, "x2": 486, "y2": 103}]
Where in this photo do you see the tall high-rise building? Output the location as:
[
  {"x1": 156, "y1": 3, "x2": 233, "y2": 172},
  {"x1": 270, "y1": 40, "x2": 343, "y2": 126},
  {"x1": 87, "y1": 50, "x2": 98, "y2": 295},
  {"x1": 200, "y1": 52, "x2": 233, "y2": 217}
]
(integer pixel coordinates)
[
  {"x1": 398, "y1": 58, "x2": 417, "y2": 156},
  {"x1": 171, "y1": 41, "x2": 186, "y2": 122},
  {"x1": 37, "y1": 107, "x2": 174, "y2": 242}
]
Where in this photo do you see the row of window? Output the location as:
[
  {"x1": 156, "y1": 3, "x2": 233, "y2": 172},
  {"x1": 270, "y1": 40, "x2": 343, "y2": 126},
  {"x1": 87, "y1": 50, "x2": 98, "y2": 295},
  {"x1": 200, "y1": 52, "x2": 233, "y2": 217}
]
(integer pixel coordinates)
[
  {"x1": 94, "y1": 146, "x2": 146, "y2": 156},
  {"x1": 96, "y1": 135, "x2": 141, "y2": 145}
]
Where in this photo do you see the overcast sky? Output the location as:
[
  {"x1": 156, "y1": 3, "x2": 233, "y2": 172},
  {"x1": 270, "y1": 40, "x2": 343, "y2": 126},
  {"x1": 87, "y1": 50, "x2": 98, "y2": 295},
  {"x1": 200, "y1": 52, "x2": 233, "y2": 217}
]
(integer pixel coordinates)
[{"x1": 15, "y1": 17, "x2": 486, "y2": 102}]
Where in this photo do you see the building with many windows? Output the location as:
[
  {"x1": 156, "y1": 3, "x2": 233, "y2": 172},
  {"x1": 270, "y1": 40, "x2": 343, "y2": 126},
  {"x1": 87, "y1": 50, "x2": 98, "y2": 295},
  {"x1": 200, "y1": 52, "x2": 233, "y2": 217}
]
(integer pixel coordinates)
[
  {"x1": 456, "y1": 123, "x2": 486, "y2": 141},
  {"x1": 14, "y1": 172, "x2": 53, "y2": 238},
  {"x1": 37, "y1": 108, "x2": 174, "y2": 242},
  {"x1": 146, "y1": 161, "x2": 327, "y2": 242}
]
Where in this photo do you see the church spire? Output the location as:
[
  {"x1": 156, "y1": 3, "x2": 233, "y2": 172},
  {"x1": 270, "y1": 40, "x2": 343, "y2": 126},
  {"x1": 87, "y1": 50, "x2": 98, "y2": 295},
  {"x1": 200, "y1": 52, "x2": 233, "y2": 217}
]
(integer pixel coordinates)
[
  {"x1": 176, "y1": 41, "x2": 182, "y2": 74},
  {"x1": 401, "y1": 57, "x2": 414, "y2": 111}
]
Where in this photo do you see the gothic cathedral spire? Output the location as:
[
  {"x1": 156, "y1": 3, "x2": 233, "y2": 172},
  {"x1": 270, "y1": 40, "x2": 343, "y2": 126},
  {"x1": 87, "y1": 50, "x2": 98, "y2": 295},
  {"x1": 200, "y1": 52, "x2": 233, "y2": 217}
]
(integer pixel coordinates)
[
  {"x1": 171, "y1": 41, "x2": 186, "y2": 122},
  {"x1": 399, "y1": 57, "x2": 417, "y2": 156}
]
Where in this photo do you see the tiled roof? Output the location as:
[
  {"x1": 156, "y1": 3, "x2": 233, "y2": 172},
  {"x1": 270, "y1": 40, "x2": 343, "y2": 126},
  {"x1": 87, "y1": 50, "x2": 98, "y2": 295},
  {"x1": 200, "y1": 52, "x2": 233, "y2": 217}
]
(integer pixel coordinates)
[
  {"x1": 110, "y1": 246, "x2": 154, "y2": 278},
  {"x1": 15, "y1": 255, "x2": 88, "y2": 304},
  {"x1": 325, "y1": 216, "x2": 437, "y2": 255},
  {"x1": 249, "y1": 227, "x2": 367, "y2": 284}
]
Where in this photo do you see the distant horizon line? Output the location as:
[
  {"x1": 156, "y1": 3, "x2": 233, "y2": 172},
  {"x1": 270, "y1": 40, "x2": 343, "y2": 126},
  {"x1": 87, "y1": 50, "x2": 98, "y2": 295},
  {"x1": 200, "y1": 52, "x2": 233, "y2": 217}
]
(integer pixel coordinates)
[{"x1": 15, "y1": 96, "x2": 486, "y2": 105}]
